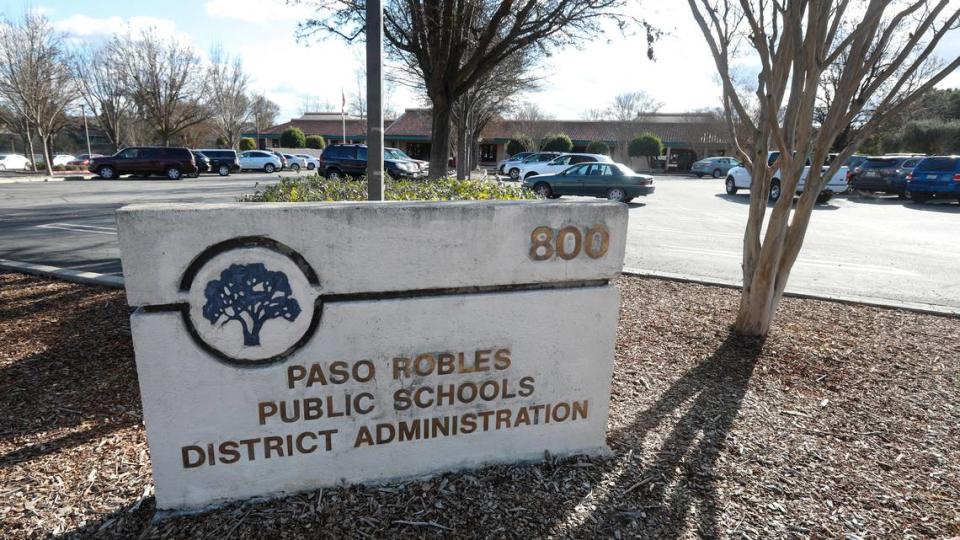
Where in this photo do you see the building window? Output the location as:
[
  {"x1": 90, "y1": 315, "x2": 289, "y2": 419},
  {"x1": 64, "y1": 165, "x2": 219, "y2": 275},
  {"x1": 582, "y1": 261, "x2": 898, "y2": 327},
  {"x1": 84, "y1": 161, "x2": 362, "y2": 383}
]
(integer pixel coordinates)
[
  {"x1": 479, "y1": 144, "x2": 497, "y2": 163},
  {"x1": 406, "y1": 142, "x2": 431, "y2": 160}
]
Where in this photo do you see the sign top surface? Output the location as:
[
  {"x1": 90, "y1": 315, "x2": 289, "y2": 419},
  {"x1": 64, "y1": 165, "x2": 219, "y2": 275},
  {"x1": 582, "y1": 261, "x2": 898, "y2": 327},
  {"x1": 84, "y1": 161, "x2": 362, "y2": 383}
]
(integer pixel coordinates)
[{"x1": 117, "y1": 200, "x2": 627, "y2": 307}]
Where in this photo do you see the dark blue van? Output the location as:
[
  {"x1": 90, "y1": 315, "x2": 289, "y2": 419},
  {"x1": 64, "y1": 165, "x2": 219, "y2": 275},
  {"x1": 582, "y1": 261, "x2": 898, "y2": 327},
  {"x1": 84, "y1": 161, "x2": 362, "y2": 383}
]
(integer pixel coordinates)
[{"x1": 907, "y1": 156, "x2": 960, "y2": 203}]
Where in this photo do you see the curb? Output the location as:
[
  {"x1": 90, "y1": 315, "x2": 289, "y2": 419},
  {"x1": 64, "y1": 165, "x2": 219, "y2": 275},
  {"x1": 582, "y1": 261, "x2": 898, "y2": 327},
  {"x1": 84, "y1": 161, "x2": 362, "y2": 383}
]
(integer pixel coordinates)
[
  {"x1": 0, "y1": 259, "x2": 124, "y2": 288},
  {"x1": 0, "y1": 176, "x2": 67, "y2": 184},
  {"x1": 622, "y1": 267, "x2": 960, "y2": 318}
]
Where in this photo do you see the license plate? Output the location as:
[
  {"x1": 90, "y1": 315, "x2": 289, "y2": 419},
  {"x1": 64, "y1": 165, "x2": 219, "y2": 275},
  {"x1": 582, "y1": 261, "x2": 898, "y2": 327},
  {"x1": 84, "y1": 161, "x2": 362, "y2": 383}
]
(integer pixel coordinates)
[{"x1": 928, "y1": 174, "x2": 938, "y2": 179}]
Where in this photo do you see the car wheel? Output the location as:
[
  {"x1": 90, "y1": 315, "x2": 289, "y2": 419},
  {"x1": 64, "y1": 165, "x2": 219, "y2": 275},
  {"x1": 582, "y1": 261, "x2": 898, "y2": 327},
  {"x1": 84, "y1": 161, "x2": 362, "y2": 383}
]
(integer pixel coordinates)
[
  {"x1": 725, "y1": 177, "x2": 737, "y2": 194},
  {"x1": 815, "y1": 192, "x2": 833, "y2": 204},
  {"x1": 264, "y1": 163, "x2": 276, "y2": 173},
  {"x1": 694, "y1": 173, "x2": 702, "y2": 178},
  {"x1": 98, "y1": 166, "x2": 115, "y2": 180},
  {"x1": 607, "y1": 187, "x2": 627, "y2": 202},
  {"x1": 533, "y1": 182, "x2": 552, "y2": 198},
  {"x1": 769, "y1": 180, "x2": 782, "y2": 202},
  {"x1": 326, "y1": 168, "x2": 342, "y2": 180},
  {"x1": 712, "y1": 168, "x2": 722, "y2": 178},
  {"x1": 292, "y1": 164, "x2": 301, "y2": 172},
  {"x1": 509, "y1": 168, "x2": 520, "y2": 180},
  {"x1": 166, "y1": 167, "x2": 182, "y2": 180},
  {"x1": 910, "y1": 192, "x2": 930, "y2": 203},
  {"x1": 897, "y1": 191, "x2": 908, "y2": 200},
  {"x1": 218, "y1": 165, "x2": 230, "y2": 176},
  {"x1": 307, "y1": 163, "x2": 316, "y2": 170}
]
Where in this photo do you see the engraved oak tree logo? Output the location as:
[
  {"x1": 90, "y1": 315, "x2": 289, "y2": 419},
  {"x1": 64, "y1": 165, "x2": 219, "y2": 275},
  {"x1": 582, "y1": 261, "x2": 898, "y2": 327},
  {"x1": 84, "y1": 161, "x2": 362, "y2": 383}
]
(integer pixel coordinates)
[{"x1": 202, "y1": 263, "x2": 302, "y2": 346}]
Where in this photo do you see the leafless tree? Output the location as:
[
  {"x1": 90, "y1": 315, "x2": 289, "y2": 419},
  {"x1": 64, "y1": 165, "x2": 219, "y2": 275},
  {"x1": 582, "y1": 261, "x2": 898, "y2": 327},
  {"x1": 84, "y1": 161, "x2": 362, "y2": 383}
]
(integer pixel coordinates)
[
  {"x1": 451, "y1": 51, "x2": 538, "y2": 178},
  {"x1": 115, "y1": 30, "x2": 210, "y2": 146},
  {"x1": 511, "y1": 101, "x2": 555, "y2": 147},
  {"x1": 208, "y1": 46, "x2": 251, "y2": 149},
  {"x1": 297, "y1": 0, "x2": 653, "y2": 179},
  {"x1": 689, "y1": 0, "x2": 960, "y2": 336},
  {"x1": 0, "y1": 13, "x2": 78, "y2": 175},
  {"x1": 580, "y1": 107, "x2": 608, "y2": 120},
  {"x1": 250, "y1": 93, "x2": 280, "y2": 144},
  {"x1": 609, "y1": 90, "x2": 663, "y2": 121},
  {"x1": 74, "y1": 38, "x2": 131, "y2": 152}
]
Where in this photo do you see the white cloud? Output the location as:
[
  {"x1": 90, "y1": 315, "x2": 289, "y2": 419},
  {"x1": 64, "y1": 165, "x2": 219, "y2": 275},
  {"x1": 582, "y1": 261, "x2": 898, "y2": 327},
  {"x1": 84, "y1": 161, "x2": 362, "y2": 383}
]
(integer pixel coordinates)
[
  {"x1": 203, "y1": 0, "x2": 312, "y2": 24},
  {"x1": 53, "y1": 14, "x2": 187, "y2": 43}
]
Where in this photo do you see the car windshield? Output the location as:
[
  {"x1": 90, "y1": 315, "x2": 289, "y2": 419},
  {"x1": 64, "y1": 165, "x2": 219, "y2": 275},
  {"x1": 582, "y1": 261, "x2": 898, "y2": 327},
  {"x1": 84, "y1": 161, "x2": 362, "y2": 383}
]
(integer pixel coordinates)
[
  {"x1": 385, "y1": 149, "x2": 412, "y2": 160},
  {"x1": 615, "y1": 164, "x2": 636, "y2": 175}
]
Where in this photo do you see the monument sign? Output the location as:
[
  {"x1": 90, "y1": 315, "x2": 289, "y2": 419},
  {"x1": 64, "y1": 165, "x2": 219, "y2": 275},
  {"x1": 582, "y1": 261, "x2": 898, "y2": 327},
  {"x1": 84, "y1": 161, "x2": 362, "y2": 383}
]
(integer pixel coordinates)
[{"x1": 117, "y1": 200, "x2": 627, "y2": 511}]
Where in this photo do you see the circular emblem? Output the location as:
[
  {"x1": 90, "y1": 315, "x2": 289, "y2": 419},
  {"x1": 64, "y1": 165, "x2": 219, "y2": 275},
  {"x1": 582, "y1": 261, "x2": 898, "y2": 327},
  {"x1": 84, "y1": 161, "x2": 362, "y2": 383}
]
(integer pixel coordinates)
[{"x1": 178, "y1": 237, "x2": 321, "y2": 366}]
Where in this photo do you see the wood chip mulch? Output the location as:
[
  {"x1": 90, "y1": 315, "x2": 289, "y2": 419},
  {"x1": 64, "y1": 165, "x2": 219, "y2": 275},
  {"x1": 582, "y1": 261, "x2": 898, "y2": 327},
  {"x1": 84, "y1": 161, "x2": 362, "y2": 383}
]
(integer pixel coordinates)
[{"x1": 1, "y1": 271, "x2": 957, "y2": 538}]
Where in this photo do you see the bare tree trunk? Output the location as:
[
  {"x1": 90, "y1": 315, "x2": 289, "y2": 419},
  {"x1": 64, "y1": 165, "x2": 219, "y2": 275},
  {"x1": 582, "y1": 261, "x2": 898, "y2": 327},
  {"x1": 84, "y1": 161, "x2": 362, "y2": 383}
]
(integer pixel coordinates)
[
  {"x1": 428, "y1": 98, "x2": 452, "y2": 180},
  {"x1": 25, "y1": 130, "x2": 36, "y2": 172},
  {"x1": 455, "y1": 119, "x2": 468, "y2": 180},
  {"x1": 39, "y1": 133, "x2": 53, "y2": 176}
]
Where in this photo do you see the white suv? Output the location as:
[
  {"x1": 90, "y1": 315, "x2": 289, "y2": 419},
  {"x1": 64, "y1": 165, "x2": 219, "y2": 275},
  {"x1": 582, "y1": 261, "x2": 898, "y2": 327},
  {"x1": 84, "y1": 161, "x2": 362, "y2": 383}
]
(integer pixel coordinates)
[
  {"x1": 725, "y1": 151, "x2": 849, "y2": 203},
  {"x1": 519, "y1": 153, "x2": 612, "y2": 181},
  {"x1": 239, "y1": 150, "x2": 283, "y2": 173}
]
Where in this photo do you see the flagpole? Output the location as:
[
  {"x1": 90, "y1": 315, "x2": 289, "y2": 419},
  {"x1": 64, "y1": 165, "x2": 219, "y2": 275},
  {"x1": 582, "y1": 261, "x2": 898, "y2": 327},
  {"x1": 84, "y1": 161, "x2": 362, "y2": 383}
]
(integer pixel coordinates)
[{"x1": 341, "y1": 90, "x2": 347, "y2": 143}]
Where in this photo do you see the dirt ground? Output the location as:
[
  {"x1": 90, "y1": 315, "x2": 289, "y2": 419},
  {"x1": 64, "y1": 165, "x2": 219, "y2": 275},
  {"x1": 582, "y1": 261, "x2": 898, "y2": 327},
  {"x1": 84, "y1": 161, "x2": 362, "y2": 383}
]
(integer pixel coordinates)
[{"x1": 1, "y1": 271, "x2": 957, "y2": 538}]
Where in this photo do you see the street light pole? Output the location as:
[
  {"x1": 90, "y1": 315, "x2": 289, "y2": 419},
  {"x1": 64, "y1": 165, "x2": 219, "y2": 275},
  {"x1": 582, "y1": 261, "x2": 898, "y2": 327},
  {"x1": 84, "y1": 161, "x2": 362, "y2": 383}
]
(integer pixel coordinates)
[
  {"x1": 81, "y1": 104, "x2": 92, "y2": 157},
  {"x1": 366, "y1": 0, "x2": 384, "y2": 201}
]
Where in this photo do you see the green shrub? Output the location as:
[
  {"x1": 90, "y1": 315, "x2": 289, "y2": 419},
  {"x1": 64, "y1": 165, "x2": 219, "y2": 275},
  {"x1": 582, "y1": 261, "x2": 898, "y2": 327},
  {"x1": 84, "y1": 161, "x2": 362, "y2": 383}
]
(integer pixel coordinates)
[
  {"x1": 53, "y1": 164, "x2": 65, "y2": 172},
  {"x1": 507, "y1": 134, "x2": 534, "y2": 155},
  {"x1": 215, "y1": 136, "x2": 229, "y2": 148},
  {"x1": 586, "y1": 140, "x2": 610, "y2": 155},
  {"x1": 280, "y1": 127, "x2": 306, "y2": 148},
  {"x1": 541, "y1": 133, "x2": 573, "y2": 152},
  {"x1": 628, "y1": 133, "x2": 663, "y2": 165},
  {"x1": 305, "y1": 135, "x2": 326, "y2": 149},
  {"x1": 239, "y1": 137, "x2": 256, "y2": 151},
  {"x1": 240, "y1": 176, "x2": 538, "y2": 203}
]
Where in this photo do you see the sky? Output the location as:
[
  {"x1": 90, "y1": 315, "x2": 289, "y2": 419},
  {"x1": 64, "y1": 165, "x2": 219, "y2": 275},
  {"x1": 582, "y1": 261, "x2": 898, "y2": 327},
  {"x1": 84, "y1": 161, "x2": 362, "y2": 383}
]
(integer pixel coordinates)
[{"x1": 4, "y1": 0, "x2": 960, "y2": 123}]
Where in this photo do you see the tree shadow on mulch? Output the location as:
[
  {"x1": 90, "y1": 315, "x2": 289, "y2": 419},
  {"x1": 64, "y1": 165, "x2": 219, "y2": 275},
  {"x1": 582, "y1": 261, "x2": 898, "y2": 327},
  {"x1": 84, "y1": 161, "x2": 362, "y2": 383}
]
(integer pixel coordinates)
[
  {"x1": 570, "y1": 331, "x2": 764, "y2": 537},
  {"x1": 0, "y1": 275, "x2": 140, "y2": 468}
]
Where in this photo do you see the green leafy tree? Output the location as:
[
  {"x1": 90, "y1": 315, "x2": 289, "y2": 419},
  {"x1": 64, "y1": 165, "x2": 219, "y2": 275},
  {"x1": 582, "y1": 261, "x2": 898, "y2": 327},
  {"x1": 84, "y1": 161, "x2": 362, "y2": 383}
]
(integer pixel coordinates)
[
  {"x1": 507, "y1": 133, "x2": 534, "y2": 156},
  {"x1": 586, "y1": 140, "x2": 610, "y2": 155},
  {"x1": 628, "y1": 133, "x2": 663, "y2": 167},
  {"x1": 541, "y1": 132, "x2": 573, "y2": 152},
  {"x1": 280, "y1": 127, "x2": 306, "y2": 148},
  {"x1": 239, "y1": 137, "x2": 256, "y2": 151},
  {"x1": 900, "y1": 119, "x2": 960, "y2": 154},
  {"x1": 305, "y1": 135, "x2": 326, "y2": 149}
]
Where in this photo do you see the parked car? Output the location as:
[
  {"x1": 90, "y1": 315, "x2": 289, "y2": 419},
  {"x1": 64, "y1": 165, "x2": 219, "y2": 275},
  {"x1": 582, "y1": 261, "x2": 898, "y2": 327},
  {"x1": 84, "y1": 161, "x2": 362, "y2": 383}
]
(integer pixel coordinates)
[
  {"x1": 848, "y1": 156, "x2": 923, "y2": 197},
  {"x1": 88, "y1": 147, "x2": 198, "y2": 180},
  {"x1": 270, "y1": 150, "x2": 288, "y2": 170},
  {"x1": 498, "y1": 151, "x2": 534, "y2": 178},
  {"x1": 385, "y1": 147, "x2": 428, "y2": 173},
  {"x1": 191, "y1": 151, "x2": 210, "y2": 177},
  {"x1": 52, "y1": 154, "x2": 76, "y2": 167},
  {"x1": 522, "y1": 162, "x2": 654, "y2": 202},
  {"x1": 282, "y1": 154, "x2": 305, "y2": 172},
  {"x1": 319, "y1": 144, "x2": 426, "y2": 180},
  {"x1": 690, "y1": 156, "x2": 741, "y2": 178},
  {"x1": 197, "y1": 149, "x2": 241, "y2": 176},
  {"x1": 905, "y1": 156, "x2": 960, "y2": 204},
  {"x1": 505, "y1": 152, "x2": 564, "y2": 181},
  {"x1": 294, "y1": 153, "x2": 320, "y2": 171},
  {"x1": 67, "y1": 154, "x2": 104, "y2": 167},
  {"x1": 724, "y1": 151, "x2": 849, "y2": 203},
  {"x1": 238, "y1": 150, "x2": 283, "y2": 173},
  {"x1": 0, "y1": 153, "x2": 31, "y2": 171},
  {"x1": 518, "y1": 153, "x2": 611, "y2": 181}
]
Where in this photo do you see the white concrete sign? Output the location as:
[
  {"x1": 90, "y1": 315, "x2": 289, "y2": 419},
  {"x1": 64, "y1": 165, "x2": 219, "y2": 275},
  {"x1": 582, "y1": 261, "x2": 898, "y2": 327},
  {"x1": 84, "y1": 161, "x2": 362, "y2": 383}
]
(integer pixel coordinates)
[{"x1": 117, "y1": 201, "x2": 627, "y2": 511}]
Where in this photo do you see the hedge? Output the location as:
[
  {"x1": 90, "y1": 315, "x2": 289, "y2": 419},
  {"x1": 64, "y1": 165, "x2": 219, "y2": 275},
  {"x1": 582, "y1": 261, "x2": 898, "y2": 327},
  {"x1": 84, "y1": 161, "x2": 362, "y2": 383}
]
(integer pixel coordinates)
[{"x1": 240, "y1": 176, "x2": 537, "y2": 203}]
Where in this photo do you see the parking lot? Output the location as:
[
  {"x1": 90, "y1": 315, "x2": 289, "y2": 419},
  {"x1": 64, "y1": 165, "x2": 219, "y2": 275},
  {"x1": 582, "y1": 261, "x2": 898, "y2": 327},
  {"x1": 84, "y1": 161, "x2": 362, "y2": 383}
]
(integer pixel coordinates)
[{"x1": 0, "y1": 174, "x2": 958, "y2": 310}]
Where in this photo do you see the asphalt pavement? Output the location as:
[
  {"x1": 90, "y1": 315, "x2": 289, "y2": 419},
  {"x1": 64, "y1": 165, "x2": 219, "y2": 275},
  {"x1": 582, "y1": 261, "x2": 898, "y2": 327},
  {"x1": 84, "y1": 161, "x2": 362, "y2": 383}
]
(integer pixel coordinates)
[{"x1": 1, "y1": 174, "x2": 958, "y2": 310}]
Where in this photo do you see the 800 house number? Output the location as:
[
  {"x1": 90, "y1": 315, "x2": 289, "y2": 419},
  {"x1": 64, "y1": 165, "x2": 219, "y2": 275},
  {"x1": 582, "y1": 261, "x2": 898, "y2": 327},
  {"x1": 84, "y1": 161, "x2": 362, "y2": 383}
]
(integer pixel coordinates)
[{"x1": 529, "y1": 224, "x2": 610, "y2": 261}]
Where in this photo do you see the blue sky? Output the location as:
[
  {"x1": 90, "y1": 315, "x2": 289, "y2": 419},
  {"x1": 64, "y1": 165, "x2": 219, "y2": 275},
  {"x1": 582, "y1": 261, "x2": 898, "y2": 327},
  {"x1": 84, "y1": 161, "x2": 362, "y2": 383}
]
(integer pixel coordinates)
[{"x1": 5, "y1": 1, "x2": 960, "y2": 124}]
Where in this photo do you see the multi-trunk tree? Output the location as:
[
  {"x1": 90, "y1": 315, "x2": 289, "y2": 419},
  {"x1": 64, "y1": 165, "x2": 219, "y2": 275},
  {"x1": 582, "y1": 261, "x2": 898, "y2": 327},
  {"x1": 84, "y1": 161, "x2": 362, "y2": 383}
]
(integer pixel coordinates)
[
  {"x1": 689, "y1": 0, "x2": 960, "y2": 336},
  {"x1": 298, "y1": 0, "x2": 649, "y2": 179},
  {"x1": 208, "y1": 47, "x2": 251, "y2": 150}
]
